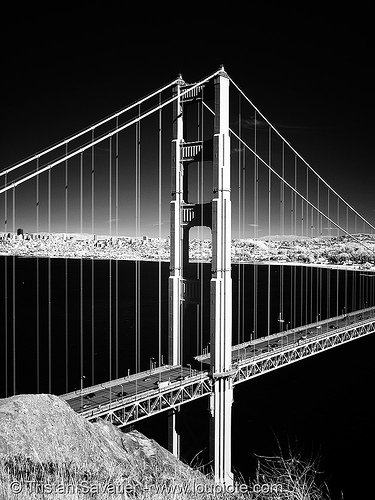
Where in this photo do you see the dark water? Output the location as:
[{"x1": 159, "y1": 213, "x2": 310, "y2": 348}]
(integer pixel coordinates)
[{"x1": 0, "y1": 257, "x2": 373, "y2": 499}]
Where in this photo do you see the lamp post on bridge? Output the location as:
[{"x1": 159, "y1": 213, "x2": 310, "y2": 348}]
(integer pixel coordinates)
[
  {"x1": 80, "y1": 375, "x2": 85, "y2": 410},
  {"x1": 149, "y1": 357, "x2": 155, "y2": 375}
]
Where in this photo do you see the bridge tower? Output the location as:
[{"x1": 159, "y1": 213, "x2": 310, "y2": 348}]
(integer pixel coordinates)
[
  {"x1": 168, "y1": 67, "x2": 233, "y2": 485},
  {"x1": 168, "y1": 73, "x2": 185, "y2": 458}
]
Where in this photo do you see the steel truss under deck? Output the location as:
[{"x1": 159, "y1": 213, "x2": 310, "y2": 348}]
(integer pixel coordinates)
[
  {"x1": 233, "y1": 316, "x2": 375, "y2": 384},
  {"x1": 80, "y1": 372, "x2": 212, "y2": 427}
]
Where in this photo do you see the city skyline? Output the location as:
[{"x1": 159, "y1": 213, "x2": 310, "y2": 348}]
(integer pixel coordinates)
[{"x1": 1, "y1": 17, "x2": 374, "y2": 240}]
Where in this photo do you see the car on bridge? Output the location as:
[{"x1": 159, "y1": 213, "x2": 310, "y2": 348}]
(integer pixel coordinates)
[{"x1": 156, "y1": 380, "x2": 170, "y2": 389}]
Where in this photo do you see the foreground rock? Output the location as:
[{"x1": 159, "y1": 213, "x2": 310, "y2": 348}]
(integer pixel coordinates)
[
  {"x1": 0, "y1": 394, "x2": 208, "y2": 498},
  {"x1": 0, "y1": 394, "x2": 333, "y2": 499}
]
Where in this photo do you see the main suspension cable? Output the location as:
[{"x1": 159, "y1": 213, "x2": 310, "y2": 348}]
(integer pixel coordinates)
[
  {"x1": 0, "y1": 71, "x2": 224, "y2": 193},
  {"x1": 0, "y1": 78, "x2": 182, "y2": 179},
  {"x1": 229, "y1": 76, "x2": 375, "y2": 233},
  {"x1": 230, "y1": 129, "x2": 375, "y2": 253}
]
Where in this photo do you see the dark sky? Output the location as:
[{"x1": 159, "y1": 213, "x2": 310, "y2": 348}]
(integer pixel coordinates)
[{"x1": 1, "y1": 9, "x2": 374, "y2": 235}]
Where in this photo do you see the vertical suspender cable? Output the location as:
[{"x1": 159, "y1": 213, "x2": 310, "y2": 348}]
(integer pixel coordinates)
[
  {"x1": 65, "y1": 143, "x2": 69, "y2": 392},
  {"x1": 317, "y1": 177, "x2": 322, "y2": 322},
  {"x1": 309, "y1": 175, "x2": 315, "y2": 324},
  {"x1": 267, "y1": 127, "x2": 272, "y2": 337},
  {"x1": 301, "y1": 162, "x2": 304, "y2": 237},
  {"x1": 305, "y1": 167, "x2": 309, "y2": 324},
  {"x1": 109, "y1": 137, "x2": 112, "y2": 381},
  {"x1": 327, "y1": 188, "x2": 330, "y2": 238},
  {"x1": 288, "y1": 179, "x2": 293, "y2": 327},
  {"x1": 317, "y1": 178, "x2": 320, "y2": 237},
  {"x1": 135, "y1": 106, "x2": 141, "y2": 373},
  {"x1": 280, "y1": 143, "x2": 285, "y2": 237},
  {"x1": 294, "y1": 156, "x2": 297, "y2": 237},
  {"x1": 237, "y1": 95, "x2": 243, "y2": 344},
  {"x1": 327, "y1": 188, "x2": 331, "y2": 319},
  {"x1": 241, "y1": 113, "x2": 246, "y2": 344},
  {"x1": 115, "y1": 117, "x2": 119, "y2": 378},
  {"x1": 295, "y1": 156, "x2": 299, "y2": 325},
  {"x1": 299, "y1": 160, "x2": 304, "y2": 325},
  {"x1": 293, "y1": 156, "x2": 297, "y2": 327},
  {"x1": 315, "y1": 178, "x2": 321, "y2": 321},
  {"x1": 237, "y1": 95, "x2": 241, "y2": 344},
  {"x1": 36, "y1": 158, "x2": 40, "y2": 393},
  {"x1": 80, "y1": 152, "x2": 84, "y2": 389},
  {"x1": 135, "y1": 115, "x2": 139, "y2": 373},
  {"x1": 336, "y1": 197, "x2": 340, "y2": 316},
  {"x1": 300, "y1": 262, "x2": 304, "y2": 326},
  {"x1": 12, "y1": 188, "x2": 16, "y2": 395},
  {"x1": 306, "y1": 164, "x2": 309, "y2": 238},
  {"x1": 302, "y1": 165, "x2": 306, "y2": 325},
  {"x1": 344, "y1": 200, "x2": 348, "y2": 315},
  {"x1": 253, "y1": 111, "x2": 258, "y2": 339},
  {"x1": 353, "y1": 213, "x2": 357, "y2": 310},
  {"x1": 195, "y1": 94, "x2": 200, "y2": 353},
  {"x1": 279, "y1": 144, "x2": 284, "y2": 331},
  {"x1": 158, "y1": 98, "x2": 162, "y2": 366},
  {"x1": 48, "y1": 168, "x2": 52, "y2": 393},
  {"x1": 202, "y1": 88, "x2": 206, "y2": 350},
  {"x1": 91, "y1": 130, "x2": 95, "y2": 385},
  {"x1": 310, "y1": 177, "x2": 314, "y2": 238},
  {"x1": 4, "y1": 174, "x2": 8, "y2": 396}
]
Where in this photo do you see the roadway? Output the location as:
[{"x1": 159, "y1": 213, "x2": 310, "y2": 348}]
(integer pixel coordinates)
[
  {"x1": 62, "y1": 306, "x2": 375, "y2": 415},
  {"x1": 196, "y1": 306, "x2": 375, "y2": 365},
  {"x1": 61, "y1": 365, "x2": 195, "y2": 414}
]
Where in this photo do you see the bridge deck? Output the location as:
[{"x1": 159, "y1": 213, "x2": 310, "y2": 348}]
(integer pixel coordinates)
[
  {"x1": 60, "y1": 306, "x2": 375, "y2": 426},
  {"x1": 196, "y1": 306, "x2": 375, "y2": 366},
  {"x1": 60, "y1": 365, "x2": 200, "y2": 414}
]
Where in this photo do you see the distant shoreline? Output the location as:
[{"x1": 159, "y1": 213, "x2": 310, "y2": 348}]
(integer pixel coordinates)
[
  {"x1": 2, "y1": 253, "x2": 374, "y2": 274},
  {"x1": 1, "y1": 231, "x2": 375, "y2": 272}
]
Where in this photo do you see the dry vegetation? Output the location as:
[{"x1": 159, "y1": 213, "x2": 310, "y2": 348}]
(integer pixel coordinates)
[{"x1": 0, "y1": 394, "x2": 332, "y2": 499}]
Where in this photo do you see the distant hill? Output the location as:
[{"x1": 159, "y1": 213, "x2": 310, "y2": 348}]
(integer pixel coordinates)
[
  {"x1": 1, "y1": 231, "x2": 374, "y2": 269},
  {"x1": 257, "y1": 235, "x2": 310, "y2": 241}
]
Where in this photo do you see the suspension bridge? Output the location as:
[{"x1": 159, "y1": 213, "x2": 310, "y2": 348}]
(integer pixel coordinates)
[{"x1": 1, "y1": 66, "x2": 375, "y2": 486}]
